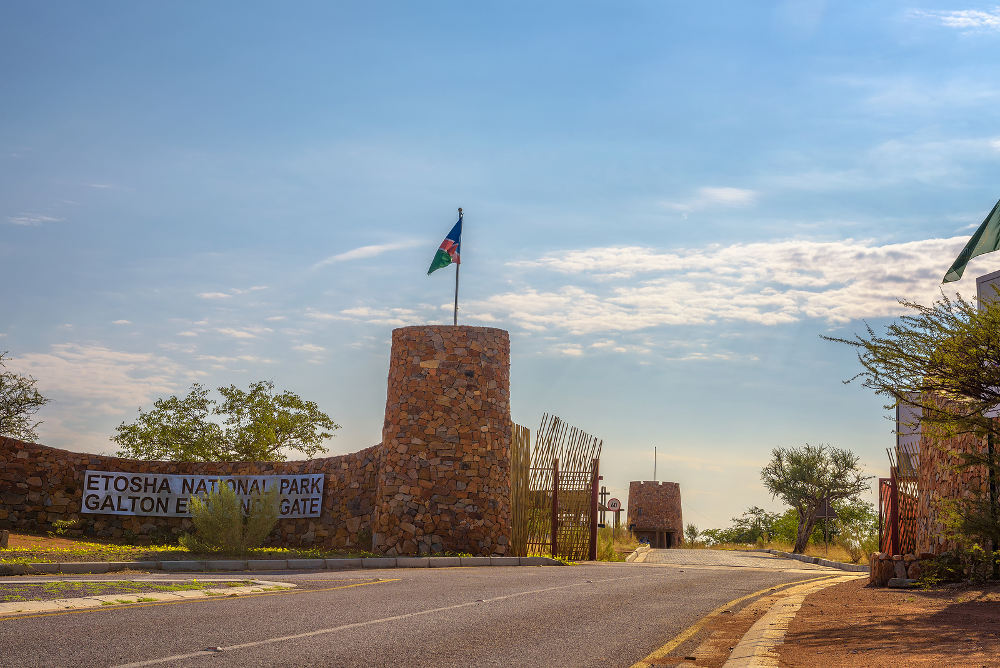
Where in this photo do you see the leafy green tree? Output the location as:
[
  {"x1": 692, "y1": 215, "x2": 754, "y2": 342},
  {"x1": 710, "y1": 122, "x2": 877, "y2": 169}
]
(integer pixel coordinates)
[
  {"x1": 825, "y1": 293, "x2": 1000, "y2": 573},
  {"x1": 114, "y1": 381, "x2": 339, "y2": 462},
  {"x1": 0, "y1": 352, "x2": 49, "y2": 442},
  {"x1": 761, "y1": 443, "x2": 872, "y2": 553},
  {"x1": 835, "y1": 499, "x2": 878, "y2": 562},
  {"x1": 684, "y1": 523, "x2": 700, "y2": 545}
]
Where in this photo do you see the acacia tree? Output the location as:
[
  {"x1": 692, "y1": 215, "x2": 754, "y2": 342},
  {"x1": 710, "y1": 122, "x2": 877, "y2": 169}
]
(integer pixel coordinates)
[
  {"x1": 825, "y1": 293, "x2": 1000, "y2": 571},
  {"x1": 761, "y1": 443, "x2": 871, "y2": 553},
  {"x1": 0, "y1": 352, "x2": 49, "y2": 442},
  {"x1": 114, "y1": 380, "x2": 339, "y2": 462}
]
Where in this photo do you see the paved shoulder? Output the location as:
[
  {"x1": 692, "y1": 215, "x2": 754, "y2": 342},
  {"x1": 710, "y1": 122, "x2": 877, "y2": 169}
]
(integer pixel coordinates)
[{"x1": 641, "y1": 549, "x2": 831, "y2": 571}]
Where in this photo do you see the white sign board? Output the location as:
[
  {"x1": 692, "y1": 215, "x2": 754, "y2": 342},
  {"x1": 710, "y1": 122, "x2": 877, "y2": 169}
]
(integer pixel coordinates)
[
  {"x1": 606, "y1": 498, "x2": 621, "y2": 512},
  {"x1": 80, "y1": 471, "x2": 324, "y2": 518}
]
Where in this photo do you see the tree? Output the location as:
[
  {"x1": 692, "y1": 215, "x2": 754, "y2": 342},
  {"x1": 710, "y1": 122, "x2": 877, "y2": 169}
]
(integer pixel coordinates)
[
  {"x1": 0, "y1": 352, "x2": 49, "y2": 442},
  {"x1": 684, "y1": 523, "x2": 700, "y2": 545},
  {"x1": 825, "y1": 293, "x2": 1000, "y2": 572},
  {"x1": 114, "y1": 381, "x2": 339, "y2": 462},
  {"x1": 761, "y1": 443, "x2": 872, "y2": 553}
]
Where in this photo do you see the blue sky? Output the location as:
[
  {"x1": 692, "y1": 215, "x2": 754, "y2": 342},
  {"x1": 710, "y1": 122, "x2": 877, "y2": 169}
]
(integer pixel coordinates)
[{"x1": 4, "y1": 1, "x2": 1000, "y2": 529}]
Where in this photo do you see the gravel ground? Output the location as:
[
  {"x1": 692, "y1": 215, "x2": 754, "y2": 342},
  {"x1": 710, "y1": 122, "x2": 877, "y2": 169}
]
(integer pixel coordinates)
[{"x1": 0, "y1": 579, "x2": 253, "y2": 602}]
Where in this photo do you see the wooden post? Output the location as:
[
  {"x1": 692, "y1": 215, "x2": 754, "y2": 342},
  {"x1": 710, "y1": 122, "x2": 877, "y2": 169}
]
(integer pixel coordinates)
[
  {"x1": 889, "y1": 466, "x2": 900, "y2": 556},
  {"x1": 0, "y1": 529, "x2": 8, "y2": 549},
  {"x1": 551, "y1": 458, "x2": 559, "y2": 559},
  {"x1": 589, "y1": 458, "x2": 599, "y2": 561}
]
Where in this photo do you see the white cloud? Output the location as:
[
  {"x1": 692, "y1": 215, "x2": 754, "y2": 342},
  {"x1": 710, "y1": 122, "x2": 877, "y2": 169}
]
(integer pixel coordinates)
[
  {"x1": 663, "y1": 187, "x2": 758, "y2": 212},
  {"x1": 455, "y1": 236, "x2": 972, "y2": 336},
  {"x1": 339, "y1": 306, "x2": 422, "y2": 327},
  {"x1": 293, "y1": 343, "x2": 326, "y2": 353},
  {"x1": 8, "y1": 344, "x2": 191, "y2": 416},
  {"x1": 7, "y1": 213, "x2": 64, "y2": 226},
  {"x1": 265, "y1": 315, "x2": 287, "y2": 322},
  {"x1": 112, "y1": 320, "x2": 131, "y2": 325},
  {"x1": 911, "y1": 8, "x2": 1000, "y2": 31},
  {"x1": 312, "y1": 240, "x2": 422, "y2": 269},
  {"x1": 176, "y1": 331, "x2": 198, "y2": 337},
  {"x1": 197, "y1": 286, "x2": 268, "y2": 300},
  {"x1": 215, "y1": 326, "x2": 272, "y2": 339}
]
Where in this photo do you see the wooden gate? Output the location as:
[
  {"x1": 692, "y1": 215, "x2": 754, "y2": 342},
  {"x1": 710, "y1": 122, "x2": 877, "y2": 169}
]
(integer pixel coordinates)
[{"x1": 509, "y1": 414, "x2": 602, "y2": 560}]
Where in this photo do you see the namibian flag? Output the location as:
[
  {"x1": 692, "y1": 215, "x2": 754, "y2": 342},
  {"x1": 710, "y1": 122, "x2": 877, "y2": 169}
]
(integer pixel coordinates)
[{"x1": 427, "y1": 215, "x2": 462, "y2": 275}]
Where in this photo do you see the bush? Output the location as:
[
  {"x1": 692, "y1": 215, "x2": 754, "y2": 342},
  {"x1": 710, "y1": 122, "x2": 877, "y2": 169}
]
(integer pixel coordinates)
[{"x1": 179, "y1": 482, "x2": 279, "y2": 554}]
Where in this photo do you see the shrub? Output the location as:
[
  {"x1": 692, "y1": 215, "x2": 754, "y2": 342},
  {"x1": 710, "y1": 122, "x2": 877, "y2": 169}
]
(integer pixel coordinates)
[
  {"x1": 179, "y1": 482, "x2": 279, "y2": 554},
  {"x1": 49, "y1": 518, "x2": 78, "y2": 537}
]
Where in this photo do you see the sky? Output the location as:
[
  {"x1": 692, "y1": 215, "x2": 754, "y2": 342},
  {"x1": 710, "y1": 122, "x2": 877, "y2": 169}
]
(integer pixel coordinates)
[{"x1": 3, "y1": 1, "x2": 1000, "y2": 530}]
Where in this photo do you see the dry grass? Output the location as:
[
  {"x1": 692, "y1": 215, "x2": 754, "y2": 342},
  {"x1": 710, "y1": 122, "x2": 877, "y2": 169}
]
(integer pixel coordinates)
[{"x1": 597, "y1": 525, "x2": 638, "y2": 561}]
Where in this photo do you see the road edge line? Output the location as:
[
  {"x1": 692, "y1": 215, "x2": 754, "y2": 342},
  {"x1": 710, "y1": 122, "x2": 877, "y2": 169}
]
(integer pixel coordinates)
[
  {"x1": 722, "y1": 573, "x2": 862, "y2": 667},
  {"x1": 628, "y1": 575, "x2": 840, "y2": 668}
]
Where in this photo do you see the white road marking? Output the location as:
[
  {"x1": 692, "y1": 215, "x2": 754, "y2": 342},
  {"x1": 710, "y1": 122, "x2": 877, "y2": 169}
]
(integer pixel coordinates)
[{"x1": 114, "y1": 576, "x2": 637, "y2": 667}]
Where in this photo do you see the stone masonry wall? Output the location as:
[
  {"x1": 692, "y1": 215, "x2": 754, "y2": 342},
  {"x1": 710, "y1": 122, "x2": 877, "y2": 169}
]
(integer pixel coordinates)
[
  {"x1": 627, "y1": 481, "x2": 682, "y2": 532},
  {"x1": 916, "y1": 429, "x2": 988, "y2": 555},
  {"x1": 373, "y1": 325, "x2": 512, "y2": 556},
  {"x1": 0, "y1": 437, "x2": 379, "y2": 549}
]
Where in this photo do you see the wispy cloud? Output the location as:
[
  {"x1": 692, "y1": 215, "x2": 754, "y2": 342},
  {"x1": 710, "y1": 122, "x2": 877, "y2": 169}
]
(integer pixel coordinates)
[
  {"x1": 910, "y1": 8, "x2": 1000, "y2": 32},
  {"x1": 7, "y1": 213, "x2": 65, "y2": 226},
  {"x1": 437, "y1": 236, "x2": 974, "y2": 336},
  {"x1": 215, "y1": 326, "x2": 272, "y2": 339},
  {"x1": 112, "y1": 320, "x2": 131, "y2": 325},
  {"x1": 662, "y1": 186, "x2": 757, "y2": 213},
  {"x1": 312, "y1": 240, "x2": 422, "y2": 269},
  {"x1": 197, "y1": 286, "x2": 268, "y2": 300},
  {"x1": 8, "y1": 344, "x2": 192, "y2": 416},
  {"x1": 293, "y1": 343, "x2": 325, "y2": 353}
]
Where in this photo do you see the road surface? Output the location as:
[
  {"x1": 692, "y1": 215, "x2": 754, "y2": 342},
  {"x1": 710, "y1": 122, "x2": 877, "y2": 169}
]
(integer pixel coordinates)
[{"x1": 0, "y1": 550, "x2": 836, "y2": 667}]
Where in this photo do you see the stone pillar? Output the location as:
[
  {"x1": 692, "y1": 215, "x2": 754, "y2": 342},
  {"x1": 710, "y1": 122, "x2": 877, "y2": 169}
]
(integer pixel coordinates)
[{"x1": 373, "y1": 326, "x2": 511, "y2": 556}]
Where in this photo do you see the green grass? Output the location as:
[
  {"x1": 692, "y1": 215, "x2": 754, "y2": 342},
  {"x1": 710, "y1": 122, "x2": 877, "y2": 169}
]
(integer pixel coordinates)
[{"x1": 0, "y1": 534, "x2": 375, "y2": 565}]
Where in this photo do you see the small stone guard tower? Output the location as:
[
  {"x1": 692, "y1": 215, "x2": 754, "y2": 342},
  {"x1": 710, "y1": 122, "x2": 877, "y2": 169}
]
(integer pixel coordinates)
[
  {"x1": 627, "y1": 481, "x2": 682, "y2": 549},
  {"x1": 372, "y1": 325, "x2": 512, "y2": 556}
]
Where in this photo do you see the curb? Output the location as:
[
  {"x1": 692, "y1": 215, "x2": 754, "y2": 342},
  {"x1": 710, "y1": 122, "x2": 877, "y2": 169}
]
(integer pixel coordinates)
[
  {"x1": 0, "y1": 555, "x2": 563, "y2": 575},
  {"x1": 723, "y1": 574, "x2": 862, "y2": 667},
  {"x1": 626, "y1": 544, "x2": 651, "y2": 563},
  {"x1": 749, "y1": 549, "x2": 869, "y2": 573},
  {"x1": 0, "y1": 578, "x2": 296, "y2": 617}
]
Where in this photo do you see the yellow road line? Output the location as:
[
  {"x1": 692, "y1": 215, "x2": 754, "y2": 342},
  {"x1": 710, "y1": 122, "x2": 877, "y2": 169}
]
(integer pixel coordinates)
[
  {"x1": 628, "y1": 574, "x2": 840, "y2": 668},
  {"x1": 0, "y1": 578, "x2": 399, "y2": 623}
]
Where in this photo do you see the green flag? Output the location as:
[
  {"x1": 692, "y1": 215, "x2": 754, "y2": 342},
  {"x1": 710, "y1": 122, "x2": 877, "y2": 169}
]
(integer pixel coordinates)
[{"x1": 944, "y1": 198, "x2": 1000, "y2": 283}]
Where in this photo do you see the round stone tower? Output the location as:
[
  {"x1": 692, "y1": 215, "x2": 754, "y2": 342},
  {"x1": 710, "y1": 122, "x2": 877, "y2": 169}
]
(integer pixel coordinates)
[{"x1": 372, "y1": 325, "x2": 511, "y2": 556}]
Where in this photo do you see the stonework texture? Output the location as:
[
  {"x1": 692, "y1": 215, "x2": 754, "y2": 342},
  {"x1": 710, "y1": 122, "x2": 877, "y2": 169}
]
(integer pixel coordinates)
[
  {"x1": 869, "y1": 552, "x2": 933, "y2": 587},
  {"x1": 0, "y1": 326, "x2": 517, "y2": 556},
  {"x1": 627, "y1": 481, "x2": 682, "y2": 533},
  {"x1": 916, "y1": 429, "x2": 988, "y2": 555},
  {"x1": 373, "y1": 325, "x2": 512, "y2": 556},
  {"x1": 0, "y1": 437, "x2": 378, "y2": 548}
]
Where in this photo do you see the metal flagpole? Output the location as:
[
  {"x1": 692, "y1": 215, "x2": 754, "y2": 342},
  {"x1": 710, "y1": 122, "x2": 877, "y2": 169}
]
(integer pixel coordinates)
[{"x1": 454, "y1": 208, "x2": 462, "y2": 326}]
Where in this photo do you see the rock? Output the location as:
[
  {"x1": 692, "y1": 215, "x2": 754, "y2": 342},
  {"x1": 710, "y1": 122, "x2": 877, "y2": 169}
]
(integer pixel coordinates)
[
  {"x1": 887, "y1": 578, "x2": 919, "y2": 588},
  {"x1": 907, "y1": 562, "x2": 922, "y2": 579},
  {"x1": 894, "y1": 559, "x2": 908, "y2": 579}
]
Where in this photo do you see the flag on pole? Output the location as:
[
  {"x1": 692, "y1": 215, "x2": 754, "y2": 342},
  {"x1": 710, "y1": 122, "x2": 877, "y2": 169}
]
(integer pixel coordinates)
[
  {"x1": 427, "y1": 216, "x2": 462, "y2": 275},
  {"x1": 944, "y1": 198, "x2": 1000, "y2": 283}
]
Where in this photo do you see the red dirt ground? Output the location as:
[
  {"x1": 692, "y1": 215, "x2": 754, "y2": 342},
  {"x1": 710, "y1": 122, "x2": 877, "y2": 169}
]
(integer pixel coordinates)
[{"x1": 780, "y1": 578, "x2": 1000, "y2": 667}]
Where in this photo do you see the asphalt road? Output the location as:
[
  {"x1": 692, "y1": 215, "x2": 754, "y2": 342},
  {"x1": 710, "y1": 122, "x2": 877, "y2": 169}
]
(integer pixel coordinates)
[{"x1": 0, "y1": 550, "x2": 836, "y2": 668}]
